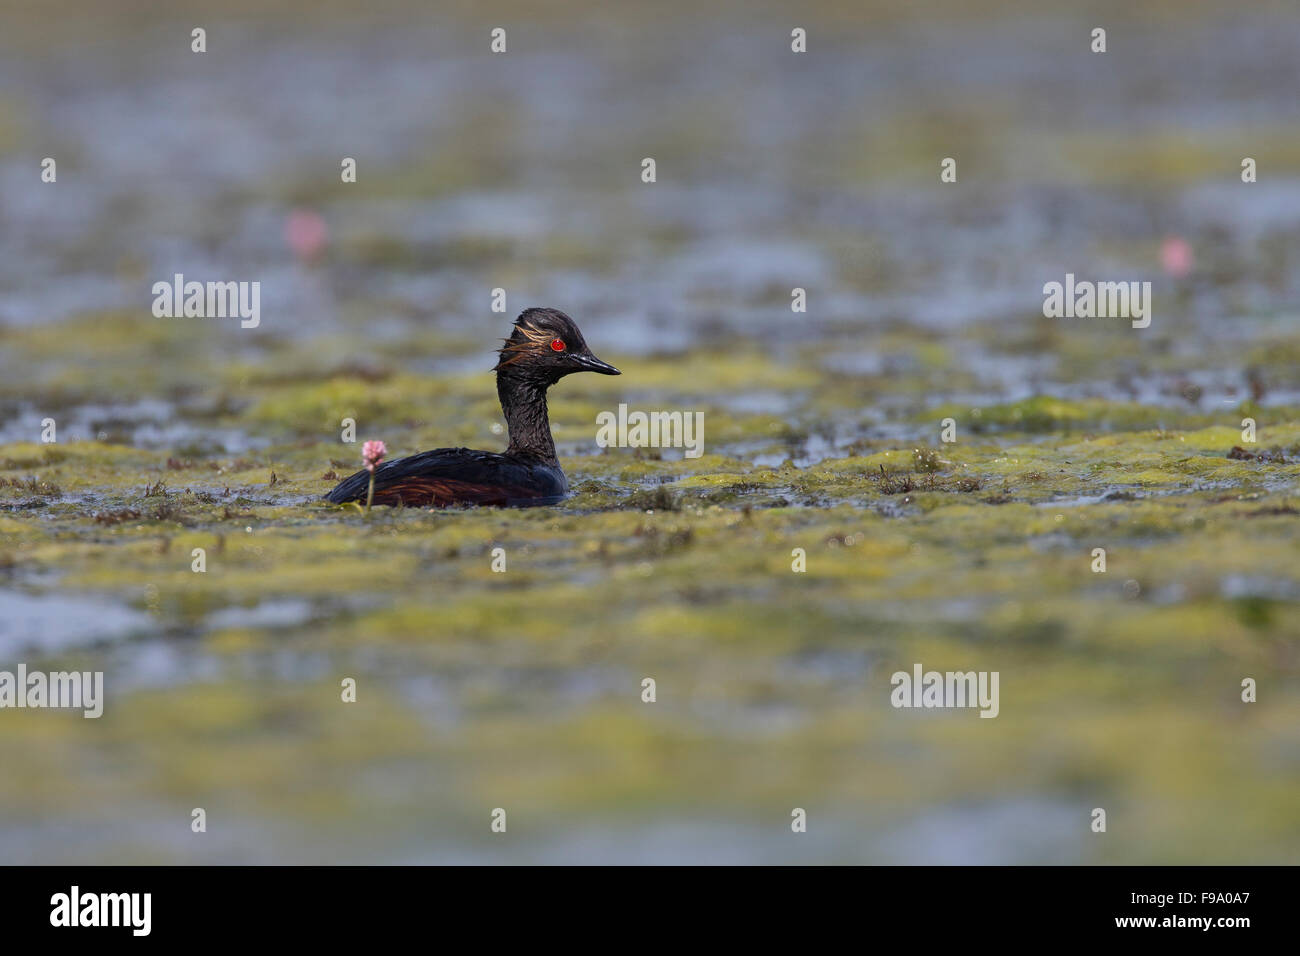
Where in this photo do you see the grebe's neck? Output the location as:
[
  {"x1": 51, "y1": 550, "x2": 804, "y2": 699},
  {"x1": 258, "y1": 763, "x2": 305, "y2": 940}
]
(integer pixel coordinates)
[{"x1": 497, "y1": 371, "x2": 557, "y2": 462}]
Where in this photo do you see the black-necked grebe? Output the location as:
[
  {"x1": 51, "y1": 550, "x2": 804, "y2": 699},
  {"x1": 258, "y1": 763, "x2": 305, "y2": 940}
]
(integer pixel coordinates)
[{"x1": 325, "y1": 308, "x2": 619, "y2": 507}]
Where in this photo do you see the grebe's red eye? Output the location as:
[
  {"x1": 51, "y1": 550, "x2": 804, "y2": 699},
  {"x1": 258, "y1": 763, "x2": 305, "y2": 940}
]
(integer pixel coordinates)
[{"x1": 550, "y1": 338, "x2": 565, "y2": 351}]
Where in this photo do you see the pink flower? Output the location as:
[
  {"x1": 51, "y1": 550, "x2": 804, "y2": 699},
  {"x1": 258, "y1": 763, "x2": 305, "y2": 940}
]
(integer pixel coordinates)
[
  {"x1": 1160, "y1": 236, "x2": 1194, "y2": 278},
  {"x1": 285, "y1": 208, "x2": 328, "y2": 263},
  {"x1": 362, "y1": 440, "x2": 386, "y2": 473}
]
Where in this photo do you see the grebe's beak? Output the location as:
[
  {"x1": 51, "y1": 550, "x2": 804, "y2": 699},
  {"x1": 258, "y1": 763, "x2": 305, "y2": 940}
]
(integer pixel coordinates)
[{"x1": 573, "y1": 352, "x2": 621, "y2": 375}]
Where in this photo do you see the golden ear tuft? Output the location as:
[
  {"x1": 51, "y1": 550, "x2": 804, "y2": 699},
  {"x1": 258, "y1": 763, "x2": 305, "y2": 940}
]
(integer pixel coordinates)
[{"x1": 495, "y1": 319, "x2": 555, "y2": 368}]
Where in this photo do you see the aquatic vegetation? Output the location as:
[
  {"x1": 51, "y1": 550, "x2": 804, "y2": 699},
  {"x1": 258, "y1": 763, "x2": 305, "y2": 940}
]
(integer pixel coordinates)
[
  {"x1": 361, "y1": 440, "x2": 387, "y2": 515},
  {"x1": 2, "y1": 323, "x2": 1297, "y2": 862}
]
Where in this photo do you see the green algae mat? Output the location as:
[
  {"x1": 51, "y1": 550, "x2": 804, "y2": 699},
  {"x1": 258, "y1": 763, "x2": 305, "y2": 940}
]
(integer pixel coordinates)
[{"x1": 2, "y1": 312, "x2": 1296, "y2": 863}]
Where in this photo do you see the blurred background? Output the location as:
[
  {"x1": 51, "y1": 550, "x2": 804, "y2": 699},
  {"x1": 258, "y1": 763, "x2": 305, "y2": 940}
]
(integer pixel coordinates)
[{"x1": 0, "y1": 0, "x2": 1297, "y2": 863}]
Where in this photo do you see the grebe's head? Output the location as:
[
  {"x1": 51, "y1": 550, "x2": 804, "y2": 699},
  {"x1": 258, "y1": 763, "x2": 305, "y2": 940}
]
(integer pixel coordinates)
[{"x1": 495, "y1": 308, "x2": 620, "y2": 383}]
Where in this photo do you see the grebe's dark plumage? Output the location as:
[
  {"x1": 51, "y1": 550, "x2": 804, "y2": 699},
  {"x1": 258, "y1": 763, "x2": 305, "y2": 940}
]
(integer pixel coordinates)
[{"x1": 325, "y1": 308, "x2": 619, "y2": 508}]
